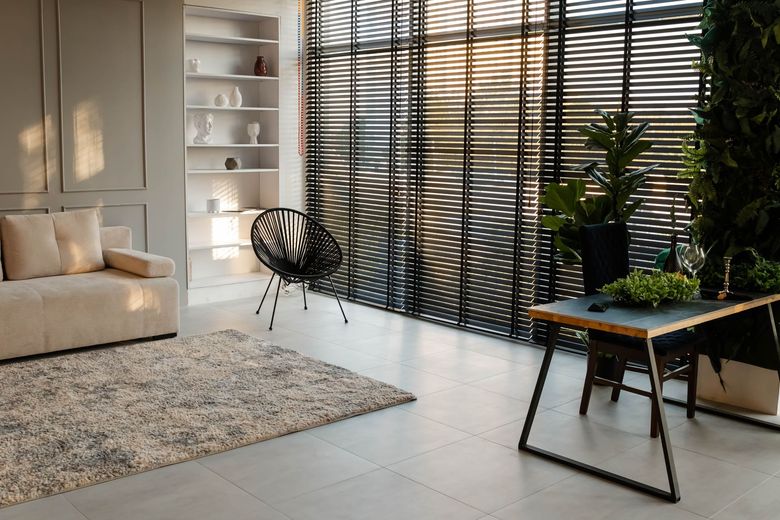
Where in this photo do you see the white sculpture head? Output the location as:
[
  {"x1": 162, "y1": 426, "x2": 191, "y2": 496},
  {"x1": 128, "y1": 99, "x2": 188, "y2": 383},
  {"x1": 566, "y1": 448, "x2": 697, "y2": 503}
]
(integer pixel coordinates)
[{"x1": 193, "y1": 112, "x2": 214, "y2": 144}]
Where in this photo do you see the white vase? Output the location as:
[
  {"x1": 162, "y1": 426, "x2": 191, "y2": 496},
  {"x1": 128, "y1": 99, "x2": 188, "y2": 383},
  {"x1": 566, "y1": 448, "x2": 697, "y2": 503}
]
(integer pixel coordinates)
[
  {"x1": 229, "y1": 86, "x2": 242, "y2": 108},
  {"x1": 247, "y1": 122, "x2": 260, "y2": 144}
]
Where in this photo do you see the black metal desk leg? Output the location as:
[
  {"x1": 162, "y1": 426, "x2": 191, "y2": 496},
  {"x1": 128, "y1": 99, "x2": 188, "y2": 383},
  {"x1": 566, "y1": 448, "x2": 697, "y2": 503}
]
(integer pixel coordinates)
[
  {"x1": 519, "y1": 324, "x2": 560, "y2": 448},
  {"x1": 768, "y1": 304, "x2": 780, "y2": 381},
  {"x1": 645, "y1": 338, "x2": 681, "y2": 502},
  {"x1": 518, "y1": 326, "x2": 681, "y2": 502}
]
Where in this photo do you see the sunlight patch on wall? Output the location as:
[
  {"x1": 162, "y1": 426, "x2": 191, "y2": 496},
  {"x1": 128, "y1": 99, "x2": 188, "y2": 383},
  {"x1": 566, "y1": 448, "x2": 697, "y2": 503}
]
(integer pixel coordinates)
[{"x1": 73, "y1": 99, "x2": 105, "y2": 182}]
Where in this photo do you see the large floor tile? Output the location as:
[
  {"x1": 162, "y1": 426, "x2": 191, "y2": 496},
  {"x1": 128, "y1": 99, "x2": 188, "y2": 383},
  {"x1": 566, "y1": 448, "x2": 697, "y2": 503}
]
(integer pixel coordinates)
[
  {"x1": 308, "y1": 407, "x2": 469, "y2": 466},
  {"x1": 297, "y1": 318, "x2": 394, "y2": 345},
  {"x1": 388, "y1": 436, "x2": 573, "y2": 513},
  {"x1": 554, "y1": 385, "x2": 690, "y2": 438},
  {"x1": 65, "y1": 462, "x2": 287, "y2": 520},
  {"x1": 713, "y1": 476, "x2": 780, "y2": 520},
  {"x1": 179, "y1": 305, "x2": 255, "y2": 337},
  {"x1": 493, "y1": 473, "x2": 705, "y2": 520},
  {"x1": 669, "y1": 413, "x2": 780, "y2": 475},
  {"x1": 471, "y1": 364, "x2": 584, "y2": 408},
  {"x1": 0, "y1": 496, "x2": 87, "y2": 520},
  {"x1": 461, "y1": 337, "x2": 546, "y2": 366},
  {"x1": 275, "y1": 469, "x2": 482, "y2": 520},
  {"x1": 359, "y1": 364, "x2": 461, "y2": 396},
  {"x1": 343, "y1": 331, "x2": 458, "y2": 362},
  {"x1": 401, "y1": 385, "x2": 532, "y2": 435},
  {"x1": 599, "y1": 441, "x2": 771, "y2": 517},
  {"x1": 403, "y1": 350, "x2": 520, "y2": 383},
  {"x1": 480, "y1": 410, "x2": 648, "y2": 465},
  {"x1": 199, "y1": 432, "x2": 378, "y2": 505}
]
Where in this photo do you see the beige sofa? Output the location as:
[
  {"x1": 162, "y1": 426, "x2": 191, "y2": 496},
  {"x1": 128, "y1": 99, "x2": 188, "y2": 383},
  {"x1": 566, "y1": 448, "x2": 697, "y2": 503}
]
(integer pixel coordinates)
[{"x1": 0, "y1": 210, "x2": 179, "y2": 361}]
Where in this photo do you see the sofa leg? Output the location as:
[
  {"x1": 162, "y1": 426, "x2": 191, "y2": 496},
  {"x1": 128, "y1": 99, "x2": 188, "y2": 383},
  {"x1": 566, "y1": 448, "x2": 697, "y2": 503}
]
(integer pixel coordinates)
[{"x1": 150, "y1": 332, "x2": 177, "y2": 341}]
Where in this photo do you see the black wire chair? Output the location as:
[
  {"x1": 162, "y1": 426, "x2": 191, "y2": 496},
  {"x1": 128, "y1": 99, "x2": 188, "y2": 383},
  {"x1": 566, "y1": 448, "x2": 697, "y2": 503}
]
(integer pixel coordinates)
[{"x1": 251, "y1": 208, "x2": 348, "y2": 330}]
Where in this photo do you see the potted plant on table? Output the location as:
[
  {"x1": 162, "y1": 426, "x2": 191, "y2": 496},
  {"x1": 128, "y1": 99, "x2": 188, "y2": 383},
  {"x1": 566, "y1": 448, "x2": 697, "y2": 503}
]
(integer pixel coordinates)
[{"x1": 542, "y1": 110, "x2": 659, "y2": 378}]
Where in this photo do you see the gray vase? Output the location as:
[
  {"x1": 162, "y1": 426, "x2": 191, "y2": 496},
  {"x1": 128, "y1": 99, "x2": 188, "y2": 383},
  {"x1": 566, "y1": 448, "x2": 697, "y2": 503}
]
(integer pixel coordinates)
[{"x1": 225, "y1": 157, "x2": 241, "y2": 170}]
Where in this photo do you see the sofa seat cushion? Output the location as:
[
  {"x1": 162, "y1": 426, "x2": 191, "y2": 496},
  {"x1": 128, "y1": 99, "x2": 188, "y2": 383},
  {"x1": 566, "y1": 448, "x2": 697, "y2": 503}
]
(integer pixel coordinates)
[
  {"x1": 0, "y1": 269, "x2": 179, "y2": 360},
  {"x1": 0, "y1": 282, "x2": 45, "y2": 359}
]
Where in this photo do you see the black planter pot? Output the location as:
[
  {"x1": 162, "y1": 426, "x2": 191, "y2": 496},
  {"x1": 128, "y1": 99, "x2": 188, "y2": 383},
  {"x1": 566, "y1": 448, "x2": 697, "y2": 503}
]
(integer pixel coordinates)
[{"x1": 594, "y1": 355, "x2": 618, "y2": 385}]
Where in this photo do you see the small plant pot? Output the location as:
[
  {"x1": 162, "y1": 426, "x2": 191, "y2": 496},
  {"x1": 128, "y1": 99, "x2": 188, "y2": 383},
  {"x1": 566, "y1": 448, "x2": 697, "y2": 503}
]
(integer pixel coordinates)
[{"x1": 594, "y1": 355, "x2": 618, "y2": 385}]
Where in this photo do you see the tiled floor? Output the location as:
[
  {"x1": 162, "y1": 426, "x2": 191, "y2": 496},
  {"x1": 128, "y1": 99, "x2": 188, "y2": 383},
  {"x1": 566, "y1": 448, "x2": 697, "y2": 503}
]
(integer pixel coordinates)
[{"x1": 3, "y1": 291, "x2": 780, "y2": 519}]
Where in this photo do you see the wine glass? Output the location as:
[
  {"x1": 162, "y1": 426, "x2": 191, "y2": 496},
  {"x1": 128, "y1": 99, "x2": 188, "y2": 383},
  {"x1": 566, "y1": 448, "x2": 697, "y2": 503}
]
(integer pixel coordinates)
[{"x1": 680, "y1": 243, "x2": 706, "y2": 279}]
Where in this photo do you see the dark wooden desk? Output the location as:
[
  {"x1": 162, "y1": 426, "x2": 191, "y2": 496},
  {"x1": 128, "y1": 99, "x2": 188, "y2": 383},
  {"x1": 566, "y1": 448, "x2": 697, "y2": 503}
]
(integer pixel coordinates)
[{"x1": 520, "y1": 293, "x2": 780, "y2": 503}]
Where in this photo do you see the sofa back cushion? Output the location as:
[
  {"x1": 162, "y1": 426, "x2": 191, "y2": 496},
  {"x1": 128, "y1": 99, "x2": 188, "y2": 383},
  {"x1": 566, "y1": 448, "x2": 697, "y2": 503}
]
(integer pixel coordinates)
[
  {"x1": 1, "y1": 214, "x2": 61, "y2": 280},
  {"x1": 53, "y1": 210, "x2": 105, "y2": 274},
  {"x1": 0, "y1": 237, "x2": 4, "y2": 282},
  {"x1": 0, "y1": 210, "x2": 105, "y2": 280}
]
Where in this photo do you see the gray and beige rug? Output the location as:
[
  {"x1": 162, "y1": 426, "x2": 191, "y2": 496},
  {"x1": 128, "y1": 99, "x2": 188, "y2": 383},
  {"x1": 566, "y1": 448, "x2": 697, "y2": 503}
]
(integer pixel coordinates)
[{"x1": 0, "y1": 329, "x2": 415, "y2": 508}]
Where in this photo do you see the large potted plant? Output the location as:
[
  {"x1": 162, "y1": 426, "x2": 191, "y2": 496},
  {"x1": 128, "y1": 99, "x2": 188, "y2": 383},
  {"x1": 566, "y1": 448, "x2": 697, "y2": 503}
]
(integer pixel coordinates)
[
  {"x1": 542, "y1": 110, "x2": 657, "y2": 262},
  {"x1": 683, "y1": 0, "x2": 780, "y2": 413}
]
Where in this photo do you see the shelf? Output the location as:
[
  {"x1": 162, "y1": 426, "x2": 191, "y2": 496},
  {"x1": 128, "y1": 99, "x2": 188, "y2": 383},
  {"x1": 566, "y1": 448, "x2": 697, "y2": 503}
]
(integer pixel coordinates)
[
  {"x1": 188, "y1": 209, "x2": 265, "y2": 218},
  {"x1": 189, "y1": 239, "x2": 252, "y2": 251},
  {"x1": 186, "y1": 72, "x2": 279, "y2": 81},
  {"x1": 189, "y1": 271, "x2": 271, "y2": 289},
  {"x1": 186, "y1": 6, "x2": 277, "y2": 22},
  {"x1": 186, "y1": 33, "x2": 278, "y2": 45},
  {"x1": 187, "y1": 168, "x2": 278, "y2": 175},
  {"x1": 186, "y1": 105, "x2": 278, "y2": 112},
  {"x1": 187, "y1": 143, "x2": 278, "y2": 148}
]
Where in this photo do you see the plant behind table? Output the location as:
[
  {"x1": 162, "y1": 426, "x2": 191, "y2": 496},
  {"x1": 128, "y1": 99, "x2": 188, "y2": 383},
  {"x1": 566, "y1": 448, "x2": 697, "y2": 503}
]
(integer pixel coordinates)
[{"x1": 542, "y1": 110, "x2": 658, "y2": 263}]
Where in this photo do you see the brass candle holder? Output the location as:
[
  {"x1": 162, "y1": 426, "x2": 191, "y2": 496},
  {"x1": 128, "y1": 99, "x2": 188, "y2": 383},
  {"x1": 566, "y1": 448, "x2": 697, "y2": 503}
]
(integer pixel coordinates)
[{"x1": 717, "y1": 256, "x2": 732, "y2": 300}]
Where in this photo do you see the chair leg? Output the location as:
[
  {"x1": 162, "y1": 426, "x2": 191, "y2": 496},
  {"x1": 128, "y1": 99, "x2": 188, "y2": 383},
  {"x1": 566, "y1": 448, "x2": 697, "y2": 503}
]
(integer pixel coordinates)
[
  {"x1": 579, "y1": 347, "x2": 599, "y2": 415},
  {"x1": 327, "y1": 275, "x2": 348, "y2": 323},
  {"x1": 269, "y1": 277, "x2": 282, "y2": 331},
  {"x1": 651, "y1": 361, "x2": 665, "y2": 438},
  {"x1": 611, "y1": 356, "x2": 629, "y2": 402},
  {"x1": 256, "y1": 273, "x2": 275, "y2": 315},
  {"x1": 302, "y1": 282, "x2": 308, "y2": 310},
  {"x1": 687, "y1": 352, "x2": 699, "y2": 419}
]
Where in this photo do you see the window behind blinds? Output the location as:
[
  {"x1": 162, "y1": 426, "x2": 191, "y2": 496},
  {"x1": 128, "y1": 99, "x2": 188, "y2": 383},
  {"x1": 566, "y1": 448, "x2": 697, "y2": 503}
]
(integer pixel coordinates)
[{"x1": 306, "y1": 0, "x2": 702, "y2": 343}]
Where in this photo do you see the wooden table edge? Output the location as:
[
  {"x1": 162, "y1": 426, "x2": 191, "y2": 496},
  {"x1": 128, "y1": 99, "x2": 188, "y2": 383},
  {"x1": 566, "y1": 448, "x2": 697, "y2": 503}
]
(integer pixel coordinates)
[{"x1": 528, "y1": 293, "x2": 780, "y2": 340}]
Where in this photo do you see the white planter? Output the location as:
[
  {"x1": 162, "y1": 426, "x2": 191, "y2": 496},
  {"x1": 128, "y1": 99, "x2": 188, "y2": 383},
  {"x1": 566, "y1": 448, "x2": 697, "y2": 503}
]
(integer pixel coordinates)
[{"x1": 697, "y1": 355, "x2": 780, "y2": 415}]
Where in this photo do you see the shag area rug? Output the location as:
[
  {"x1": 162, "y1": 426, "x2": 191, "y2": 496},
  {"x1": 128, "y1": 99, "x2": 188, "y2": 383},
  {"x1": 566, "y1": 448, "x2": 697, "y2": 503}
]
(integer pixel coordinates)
[{"x1": 0, "y1": 329, "x2": 415, "y2": 508}]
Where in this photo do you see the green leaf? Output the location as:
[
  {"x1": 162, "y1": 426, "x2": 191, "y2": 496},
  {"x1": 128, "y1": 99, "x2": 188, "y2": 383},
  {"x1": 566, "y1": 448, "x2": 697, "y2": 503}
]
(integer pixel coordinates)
[
  {"x1": 542, "y1": 180, "x2": 585, "y2": 216},
  {"x1": 541, "y1": 214, "x2": 566, "y2": 231},
  {"x1": 617, "y1": 140, "x2": 653, "y2": 170}
]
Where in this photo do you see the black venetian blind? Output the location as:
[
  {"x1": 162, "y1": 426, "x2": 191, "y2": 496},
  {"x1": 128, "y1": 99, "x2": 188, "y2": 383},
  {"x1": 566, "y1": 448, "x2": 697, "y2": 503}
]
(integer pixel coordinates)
[{"x1": 305, "y1": 0, "x2": 702, "y2": 343}]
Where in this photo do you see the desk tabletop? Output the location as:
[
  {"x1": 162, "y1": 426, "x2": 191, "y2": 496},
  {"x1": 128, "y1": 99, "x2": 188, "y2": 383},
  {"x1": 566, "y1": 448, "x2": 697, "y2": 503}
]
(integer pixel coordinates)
[{"x1": 528, "y1": 293, "x2": 780, "y2": 339}]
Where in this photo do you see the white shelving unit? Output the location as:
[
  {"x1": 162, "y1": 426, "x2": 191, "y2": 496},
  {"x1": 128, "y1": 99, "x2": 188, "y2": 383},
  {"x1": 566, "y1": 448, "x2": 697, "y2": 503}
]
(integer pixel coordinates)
[{"x1": 184, "y1": 6, "x2": 280, "y2": 304}]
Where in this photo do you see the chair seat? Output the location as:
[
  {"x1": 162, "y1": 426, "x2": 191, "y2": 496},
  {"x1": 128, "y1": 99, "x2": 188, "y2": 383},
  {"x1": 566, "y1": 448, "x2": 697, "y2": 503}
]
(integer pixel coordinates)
[{"x1": 589, "y1": 329, "x2": 701, "y2": 357}]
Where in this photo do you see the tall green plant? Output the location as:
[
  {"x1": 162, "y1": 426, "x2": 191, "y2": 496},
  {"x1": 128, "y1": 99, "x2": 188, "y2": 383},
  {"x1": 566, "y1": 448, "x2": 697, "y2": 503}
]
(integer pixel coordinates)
[
  {"x1": 683, "y1": 1, "x2": 780, "y2": 374},
  {"x1": 683, "y1": 0, "x2": 780, "y2": 261},
  {"x1": 542, "y1": 111, "x2": 658, "y2": 263}
]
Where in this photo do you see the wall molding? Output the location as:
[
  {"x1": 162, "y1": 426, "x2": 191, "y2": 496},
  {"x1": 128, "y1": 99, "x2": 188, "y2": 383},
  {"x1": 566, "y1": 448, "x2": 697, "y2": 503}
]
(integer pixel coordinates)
[
  {"x1": 0, "y1": 0, "x2": 50, "y2": 195},
  {"x1": 0, "y1": 207, "x2": 51, "y2": 215},
  {"x1": 62, "y1": 202, "x2": 149, "y2": 251},
  {"x1": 56, "y1": 0, "x2": 148, "y2": 193}
]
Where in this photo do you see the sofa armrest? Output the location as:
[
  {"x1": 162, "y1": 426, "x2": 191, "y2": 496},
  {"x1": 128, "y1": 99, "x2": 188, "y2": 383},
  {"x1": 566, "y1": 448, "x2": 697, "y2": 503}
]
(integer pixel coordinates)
[
  {"x1": 100, "y1": 226, "x2": 132, "y2": 250},
  {"x1": 104, "y1": 248, "x2": 175, "y2": 278}
]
